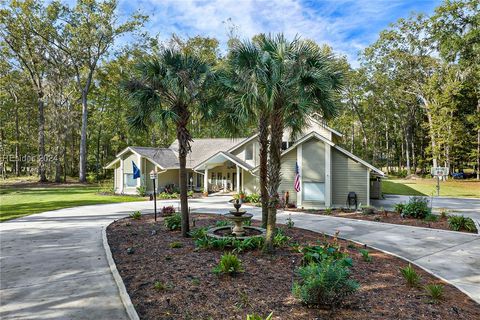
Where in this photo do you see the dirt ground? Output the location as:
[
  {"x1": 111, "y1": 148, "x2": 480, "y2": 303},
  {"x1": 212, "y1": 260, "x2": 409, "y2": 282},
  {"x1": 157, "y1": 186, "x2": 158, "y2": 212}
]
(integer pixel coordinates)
[{"x1": 107, "y1": 213, "x2": 480, "y2": 320}]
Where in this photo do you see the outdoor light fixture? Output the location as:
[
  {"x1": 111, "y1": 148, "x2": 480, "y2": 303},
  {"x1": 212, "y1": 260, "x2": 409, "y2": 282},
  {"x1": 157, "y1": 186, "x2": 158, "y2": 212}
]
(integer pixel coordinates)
[{"x1": 150, "y1": 170, "x2": 157, "y2": 221}]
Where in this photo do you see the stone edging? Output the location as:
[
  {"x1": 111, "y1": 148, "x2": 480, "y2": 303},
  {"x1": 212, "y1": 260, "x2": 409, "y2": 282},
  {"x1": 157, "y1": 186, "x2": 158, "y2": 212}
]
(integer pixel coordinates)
[{"x1": 102, "y1": 224, "x2": 140, "y2": 320}]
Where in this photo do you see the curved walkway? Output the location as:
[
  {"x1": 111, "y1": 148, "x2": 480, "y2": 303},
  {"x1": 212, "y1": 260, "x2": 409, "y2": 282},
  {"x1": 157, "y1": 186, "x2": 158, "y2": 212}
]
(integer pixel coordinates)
[{"x1": 1, "y1": 197, "x2": 479, "y2": 319}]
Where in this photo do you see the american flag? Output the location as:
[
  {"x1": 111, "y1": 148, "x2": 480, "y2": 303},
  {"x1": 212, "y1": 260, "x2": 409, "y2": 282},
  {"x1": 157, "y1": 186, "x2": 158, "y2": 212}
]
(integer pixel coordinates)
[{"x1": 294, "y1": 162, "x2": 301, "y2": 192}]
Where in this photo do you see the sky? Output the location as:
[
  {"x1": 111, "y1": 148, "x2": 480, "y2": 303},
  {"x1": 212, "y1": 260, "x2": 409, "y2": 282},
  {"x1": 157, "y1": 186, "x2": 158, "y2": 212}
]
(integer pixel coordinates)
[{"x1": 117, "y1": 0, "x2": 441, "y2": 66}]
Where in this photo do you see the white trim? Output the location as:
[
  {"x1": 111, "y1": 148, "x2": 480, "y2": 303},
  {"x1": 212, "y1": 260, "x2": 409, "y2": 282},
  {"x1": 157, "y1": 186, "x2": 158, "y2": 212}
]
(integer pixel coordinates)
[
  {"x1": 104, "y1": 158, "x2": 120, "y2": 169},
  {"x1": 227, "y1": 134, "x2": 259, "y2": 154},
  {"x1": 310, "y1": 115, "x2": 343, "y2": 137},
  {"x1": 109, "y1": 146, "x2": 166, "y2": 171},
  {"x1": 325, "y1": 143, "x2": 332, "y2": 207},
  {"x1": 236, "y1": 165, "x2": 240, "y2": 193},
  {"x1": 119, "y1": 158, "x2": 124, "y2": 194},
  {"x1": 136, "y1": 154, "x2": 141, "y2": 188},
  {"x1": 367, "y1": 169, "x2": 371, "y2": 206},
  {"x1": 297, "y1": 144, "x2": 303, "y2": 208},
  {"x1": 193, "y1": 151, "x2": 253, "y2": 172}
]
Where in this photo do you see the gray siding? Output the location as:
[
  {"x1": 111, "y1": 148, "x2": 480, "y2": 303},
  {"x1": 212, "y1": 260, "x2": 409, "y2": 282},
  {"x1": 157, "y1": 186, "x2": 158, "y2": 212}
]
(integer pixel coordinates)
[
  {"x1": 332, "y1": 149, "x2": 368, "y2": 207},
  {"x1": 278, "y1": 148, "x2": 297, "y2": 204}
]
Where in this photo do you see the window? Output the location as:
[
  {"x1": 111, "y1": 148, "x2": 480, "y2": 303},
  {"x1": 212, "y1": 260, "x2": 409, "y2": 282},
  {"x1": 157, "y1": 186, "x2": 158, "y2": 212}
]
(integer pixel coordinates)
[
  {"x1": 303, "y1": 182, "x2": 325, "y2": 201},
  {"x1": 281, "y1": 141, "x2": 288, "y2": 150},
  {"x1": 245, "y1": 144, "x2": 253, "y2": 160},
  {"x1": 125, "y1": 174, "x2": 137, "y2": 187}
]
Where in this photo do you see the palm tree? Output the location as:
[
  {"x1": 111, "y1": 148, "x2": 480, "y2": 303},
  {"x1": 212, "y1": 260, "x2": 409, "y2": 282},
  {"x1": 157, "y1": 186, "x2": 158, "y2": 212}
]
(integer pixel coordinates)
[
  {"x1": 222, "y1": 34, "x2": 342, "y2": 250},
  {"x1": 125, "y1": 48, "x2": 212, "y2": 237},
  {"x1": 214, "y1": 40, "x2": 271, "y2": 227}
]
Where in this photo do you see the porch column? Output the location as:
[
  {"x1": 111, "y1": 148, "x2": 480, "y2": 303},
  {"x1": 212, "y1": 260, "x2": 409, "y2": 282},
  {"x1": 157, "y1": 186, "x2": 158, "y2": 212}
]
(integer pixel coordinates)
[
  {"x1": 120, "y1": 158, "x2": 124, "y2": 194},
  {"x1": 204, "y1": 167, "x2": 209, "y2": 195},
  {"x1": 325, "y1": 144, "x2": 332, "y2": 207},
  {"x1": 236, "y1": 165, "x2": 240, "y2": 193}
]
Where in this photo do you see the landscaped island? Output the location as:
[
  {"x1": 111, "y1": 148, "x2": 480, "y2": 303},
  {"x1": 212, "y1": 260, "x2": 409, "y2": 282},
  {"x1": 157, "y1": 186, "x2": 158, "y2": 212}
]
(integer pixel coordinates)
[{"x1": 107, "y1": 212, "x2": 480, "y2": 319}]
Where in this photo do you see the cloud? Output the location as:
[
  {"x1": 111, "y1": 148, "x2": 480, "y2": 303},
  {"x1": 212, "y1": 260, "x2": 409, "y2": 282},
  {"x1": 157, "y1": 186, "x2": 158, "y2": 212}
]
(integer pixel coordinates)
[{"x1": 118, "y1": 0, "x2": 440, "y2": 66}]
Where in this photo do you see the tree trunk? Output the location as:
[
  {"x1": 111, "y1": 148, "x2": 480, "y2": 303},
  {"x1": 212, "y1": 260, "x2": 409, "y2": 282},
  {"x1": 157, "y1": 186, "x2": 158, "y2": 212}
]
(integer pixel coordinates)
[
  {"x1": 258, "y1": 112, "x2": 269, "y2": 228},
  {"x1": 177, "y1": 109, "x2": 192, "y2": 237},
  {"x1": 477, "y1": 97, "x2": 480, "y2": 180},
  {"x1": 79, "y1": 89, "x2": 88, "y2": 182},
  {"x1": 15, "y1": 102, "x2": 20, "y2": 176},
  {"x1": 38, "y1": 94, "x2": 47, "y2": 182},
  {"x1": 419, "y1": 96, "x2": 438, "y2": 169},
  {"x1": 264, "y1": 107, "x2": 283, "y2": 252},
  {"x1": 404, "y1": 127, "x2": 411, "y2": 176}
]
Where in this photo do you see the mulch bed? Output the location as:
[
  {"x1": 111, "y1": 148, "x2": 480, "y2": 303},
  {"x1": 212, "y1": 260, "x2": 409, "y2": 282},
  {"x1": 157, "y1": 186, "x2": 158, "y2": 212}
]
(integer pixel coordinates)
[
  {"x1": 284, "y1": 208, "x2": 477, "y2": 234},
  {"x1": 107, "y1": 214, "x2": 480, "y2": 320}
]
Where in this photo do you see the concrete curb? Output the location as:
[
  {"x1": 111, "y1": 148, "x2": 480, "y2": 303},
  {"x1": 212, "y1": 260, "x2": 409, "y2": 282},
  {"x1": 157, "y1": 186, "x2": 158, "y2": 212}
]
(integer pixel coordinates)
[{"x1": 102, "y1": 224, "x2": 140, "y2": 320}]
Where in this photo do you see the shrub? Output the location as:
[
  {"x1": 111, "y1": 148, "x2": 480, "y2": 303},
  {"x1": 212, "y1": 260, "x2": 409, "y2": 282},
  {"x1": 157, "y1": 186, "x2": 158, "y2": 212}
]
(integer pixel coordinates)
[
  {"x1": 136, "y1": 185, "x2": 147, "y2": 197},
  {"x1": 424, "y1": 213, "x2": 439, "y2": 222},
  {"x1": 215, "y1": 220, "x2": 231, "y2": 227},
  {"x1": 213, "y1": 253, "x2": 244, "y2": 275},
  {"x1": 300, "y1": 244, "x2": 347, "y2": 265},
  {"x1": 402, "y1": 197, "x2": 431, "y2": 219},
  {"x1": 400, "y1": 264, "x2": 421, "y2": 287},
  {"x1": 293, "y1": 261, "x2": 359, "y2": 308},
  {"x1": 187, "y1": 190, "x2": 194, "y2": 197},
  {"x1": 273, "y1": 228, "x2": 291, "y2": 247},
  {"x1": 394, "y1": 203, "x2": 405, "y2": 214},
  {"x1": 424, "y1": 283, "x2": 444, "y2": 302},
  {"x1": 153, "y1": 281, "x2": 165, "y2": 291},
  {"x1": 164, "y1": 213, "x2": 181, "y2": 230},
  {"x1": 362, "y1": 206, "x2": 375, "y2": 215},
  {"x1": 359, "y1": 249, "x2": 372, "y2": 262},
  {"x1": 161, "y1": 205, "x2": 176, "y2": 216},
  {"x1": 129, "y1": 211, "x2": 142, "y2": 220},
  {"x1": 448, "y1": 215, "x2": 477, "y2": 232},
  {"x1": 169, "y1": 241, "x2": 183, "y2": 248},
  {"x1": 189, "y1": 227, "x2": 208, "y2": 239},
  {"x1": 286, "y1": 214, "x2": 295, "y2": 228},
  {"x1": 245, "y1": 193, "x2": 261, "y2": 203},
  {"x1": 158, "y1": 192, "x2": 179, "y2": 199},
  {"x1": 324, "y1": 208, "x2": 332, "y2": 215},
  {"x1": 246, "y1": 312, "x2": 273, "y2": 320}
]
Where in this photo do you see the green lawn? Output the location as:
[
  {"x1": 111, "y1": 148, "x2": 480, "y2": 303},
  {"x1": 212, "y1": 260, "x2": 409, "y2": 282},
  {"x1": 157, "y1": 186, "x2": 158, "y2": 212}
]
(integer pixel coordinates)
[
  {"x1": 0, "y1": 184, "x2": 147, "y2": 222},
  {"x1": 382, "y1": 179, "x2": 480, "y2": 198}
]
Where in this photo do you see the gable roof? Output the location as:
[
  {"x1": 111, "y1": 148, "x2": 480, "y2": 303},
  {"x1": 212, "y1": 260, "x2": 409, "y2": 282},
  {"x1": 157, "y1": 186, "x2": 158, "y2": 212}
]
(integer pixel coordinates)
[
  {"x1": 169, "y1": 138, "x2": 247, "y2": 169},
  {"x1": 193, "y1": 151, "x2": 253, "y2": 171},
  {"x1": 130, "y1": 147, "x2": 179, "y2": 169},
  {"x1": 251, "y1": 131, "x2": 384, "y2": 176}
]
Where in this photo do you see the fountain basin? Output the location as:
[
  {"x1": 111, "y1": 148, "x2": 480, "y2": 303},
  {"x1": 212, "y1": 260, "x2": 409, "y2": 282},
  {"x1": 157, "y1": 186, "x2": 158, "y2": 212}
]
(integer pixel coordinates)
[{"x1": 207, "y1": 225, "x2": 266, "y2": 240}]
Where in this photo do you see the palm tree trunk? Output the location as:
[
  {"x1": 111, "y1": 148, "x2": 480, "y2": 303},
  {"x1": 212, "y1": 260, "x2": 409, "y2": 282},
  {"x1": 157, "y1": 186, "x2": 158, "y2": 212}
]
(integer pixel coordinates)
[
  {"x1": 258, "y1": 112, "x2": 269, "y2": 228},
  {"x1": 177, "y1": 109, "x2": 192, "y2": 237},
  {"x1": 265, "y1": 107, "x2": 283, "y2": 252}
]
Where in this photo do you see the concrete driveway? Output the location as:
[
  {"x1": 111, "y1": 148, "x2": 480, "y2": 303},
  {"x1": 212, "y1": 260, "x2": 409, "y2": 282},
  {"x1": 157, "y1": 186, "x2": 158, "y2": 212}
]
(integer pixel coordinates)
[
  {"x1": 1, "y1": 196, "x2": 479, "y2": 319},
  {"x1": 372, "y1": 195, "x2": 480, "y2": 220}
]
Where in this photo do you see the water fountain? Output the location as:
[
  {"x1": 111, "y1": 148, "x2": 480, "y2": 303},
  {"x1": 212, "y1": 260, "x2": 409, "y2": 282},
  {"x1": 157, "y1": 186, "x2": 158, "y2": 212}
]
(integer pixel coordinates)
[{"x1": 207, "y1": 200, "x2": 266, "y2": 239}]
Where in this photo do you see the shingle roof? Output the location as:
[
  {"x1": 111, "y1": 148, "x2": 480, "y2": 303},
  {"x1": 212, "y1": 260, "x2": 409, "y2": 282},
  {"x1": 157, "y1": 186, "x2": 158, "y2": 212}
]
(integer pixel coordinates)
[
  {"x1": 169, "y1": 138, "x2": 246, "y2": 168},
  {"x1": 130, "y1": 147, "x2": 179, "y2": 169}
]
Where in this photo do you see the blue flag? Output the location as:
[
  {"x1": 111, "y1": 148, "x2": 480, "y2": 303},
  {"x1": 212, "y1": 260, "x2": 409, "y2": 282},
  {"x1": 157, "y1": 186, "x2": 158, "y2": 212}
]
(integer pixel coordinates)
[{"x1": 132, "y1": 161, "x2": 141, "y2": 179}]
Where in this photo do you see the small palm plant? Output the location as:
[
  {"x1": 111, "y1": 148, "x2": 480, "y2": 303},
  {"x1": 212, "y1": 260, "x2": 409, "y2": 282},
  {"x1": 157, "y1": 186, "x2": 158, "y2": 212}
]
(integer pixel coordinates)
[
  {"x1": 424, "y1": 283, "x2": 444, "y2": 303},
  {"x1": 400, "y1": 264, "x2": 421, "y2": 287},
  {"x1": 213, "y1": 253, "x2": 244, "y2": 276}
]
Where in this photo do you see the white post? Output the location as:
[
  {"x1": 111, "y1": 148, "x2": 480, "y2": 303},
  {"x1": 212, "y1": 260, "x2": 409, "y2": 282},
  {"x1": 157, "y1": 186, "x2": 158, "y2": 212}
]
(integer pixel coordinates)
[
  {"x1": 137, "y1": 154, "x2": 142, "y2": 188},
  {"x1": 120, "y1": 158, "x2": 124, "y2": 194},
  {"x1": 325, "y1": 144, "x2": 331, "y2": 207},
  {"x1": 204, "y1": 167, "x2": 209, "y2": 195},
  {"x1": 236, "y1": 165, "x2": 240, "y2": 193},
  {"x1": 297, "y1": 144, "x2": 303, "y2": 207}
]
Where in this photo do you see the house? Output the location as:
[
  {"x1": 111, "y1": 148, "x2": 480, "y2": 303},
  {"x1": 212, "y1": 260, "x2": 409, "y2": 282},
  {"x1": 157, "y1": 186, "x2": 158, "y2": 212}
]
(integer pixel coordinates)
[{"x1": 105, "y1": 118, "x2": 384, "y2": 208}]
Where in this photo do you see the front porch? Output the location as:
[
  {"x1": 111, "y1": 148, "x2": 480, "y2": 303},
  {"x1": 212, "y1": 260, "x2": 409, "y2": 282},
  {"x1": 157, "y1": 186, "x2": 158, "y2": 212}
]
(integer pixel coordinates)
[{"x1": 194, "y1": 151, "x2": 257, "y2": 194}]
